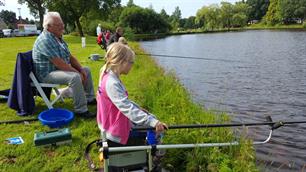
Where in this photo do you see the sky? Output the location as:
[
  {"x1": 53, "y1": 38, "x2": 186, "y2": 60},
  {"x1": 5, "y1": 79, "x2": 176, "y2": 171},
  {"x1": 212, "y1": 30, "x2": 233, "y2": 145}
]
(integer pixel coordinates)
[
  {"x1": 0, "y1": 0, "x2": 35, "y2": 20},
  {"x1": 121, "y1": 0, "x2": 238, "y2": 18},
  {"x1": 1, "y1": 0, "x2": 239, "y2": 20}
]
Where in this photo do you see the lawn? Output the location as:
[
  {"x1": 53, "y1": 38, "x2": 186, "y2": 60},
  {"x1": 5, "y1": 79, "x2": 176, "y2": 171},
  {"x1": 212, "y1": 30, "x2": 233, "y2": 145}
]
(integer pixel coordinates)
[
  {"x1": 0, "y1": 35, "x2": 106, "y2": 171},
  {"x1": 0, "y1": 35, "x2": 257, "y2": 172}
]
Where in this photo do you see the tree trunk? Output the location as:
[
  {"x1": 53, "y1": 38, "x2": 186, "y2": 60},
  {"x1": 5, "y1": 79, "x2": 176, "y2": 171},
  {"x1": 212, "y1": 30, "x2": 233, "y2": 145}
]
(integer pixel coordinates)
[
  {"x1": 36, "y1": 0, "x2": 44, "y2": 30},
  {"x1": 20, "y1": 0, "x2": 44, "y2": 29},
  {"x1": 75, "y1": 18, "x2": 84, "y2": 37},
  {"x1": 38, "y1": 7, "x2": 44, "y2": 30},
  {"x1": 227, "y1": 19, "x2": 230, "y2": 31}
]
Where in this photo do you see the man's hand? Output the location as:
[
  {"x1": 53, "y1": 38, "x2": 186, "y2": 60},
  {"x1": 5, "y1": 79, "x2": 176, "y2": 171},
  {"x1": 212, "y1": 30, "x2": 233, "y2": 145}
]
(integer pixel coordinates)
[
  {"x1": 80, "y1": 68, "x2": 87, "y2": 85},
  {"x1": 51, "y1": 57, "x2": 78, "y2": 72}
]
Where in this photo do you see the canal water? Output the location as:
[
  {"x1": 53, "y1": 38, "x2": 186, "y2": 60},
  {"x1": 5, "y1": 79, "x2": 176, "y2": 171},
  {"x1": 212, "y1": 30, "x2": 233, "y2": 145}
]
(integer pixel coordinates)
[{"x1": 140, "y1": 30, "x2": 306, "y2": 171}]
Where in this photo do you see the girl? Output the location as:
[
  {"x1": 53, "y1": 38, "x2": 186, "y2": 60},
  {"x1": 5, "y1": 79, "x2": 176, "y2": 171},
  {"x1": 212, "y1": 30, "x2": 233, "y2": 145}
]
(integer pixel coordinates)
[{"x1": 97, "y1": 43, "x2": 167, "y2": 145}]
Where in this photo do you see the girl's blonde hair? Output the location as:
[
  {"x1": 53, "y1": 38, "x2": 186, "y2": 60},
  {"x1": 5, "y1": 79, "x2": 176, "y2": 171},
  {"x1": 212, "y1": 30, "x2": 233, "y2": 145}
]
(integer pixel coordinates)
[{"x1": 100, "y1": 42, "x2": 135, "y2": 77}]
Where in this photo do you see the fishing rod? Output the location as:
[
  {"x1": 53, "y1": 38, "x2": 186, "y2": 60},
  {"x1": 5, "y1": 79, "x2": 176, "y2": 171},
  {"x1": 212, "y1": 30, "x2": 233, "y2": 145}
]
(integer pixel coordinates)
[
  {"x1": 0, "y1": 118, "x2": 38, "y2": 124},
  {"x1": 132, "y1": 117, "x2": 306, "y2": 131},
  {"x1": 85, "y1": 116, "x2": 306, "y2": 171},
  {"x1": 136, "y1": 53, "x2": 244, "y2": 63}
]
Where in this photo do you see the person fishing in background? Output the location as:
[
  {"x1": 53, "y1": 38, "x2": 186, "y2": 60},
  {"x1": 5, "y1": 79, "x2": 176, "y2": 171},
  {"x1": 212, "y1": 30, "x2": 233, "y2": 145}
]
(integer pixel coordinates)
[
  {"x1": 96, "y1": 23, "x2": 102, "y2": 36},
  {"x1": 105, "y1": 30, "x2": 111, "y2": 43},
  {"x1": 97, "y1": 31, "x2": 107, "y2": 49},
  {"x1": 96, "y1": 43, "x2": 167, "y2": 146},
  {"x1": 107, "y1": 27, "x2": 123, "y2": 47}
]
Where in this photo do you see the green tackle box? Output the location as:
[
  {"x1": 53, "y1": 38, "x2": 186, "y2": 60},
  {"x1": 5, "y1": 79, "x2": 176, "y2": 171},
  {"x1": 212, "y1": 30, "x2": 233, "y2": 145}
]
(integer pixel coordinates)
[{"x1": 34, "y1": 128, "x2": 72, "y2": 146}]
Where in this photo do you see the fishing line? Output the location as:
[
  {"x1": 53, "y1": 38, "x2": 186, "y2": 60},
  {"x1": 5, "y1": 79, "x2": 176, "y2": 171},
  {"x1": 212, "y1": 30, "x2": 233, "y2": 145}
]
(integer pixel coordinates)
[{"x1": 137, "y1": 53, "x2": 246, "y2": 63}]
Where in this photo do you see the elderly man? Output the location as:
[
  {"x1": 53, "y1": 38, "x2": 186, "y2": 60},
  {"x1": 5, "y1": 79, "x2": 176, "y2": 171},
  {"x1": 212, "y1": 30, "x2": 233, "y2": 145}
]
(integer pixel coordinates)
[{"x1": 32, "y1": 12, "x2": 95, "y2": 118}]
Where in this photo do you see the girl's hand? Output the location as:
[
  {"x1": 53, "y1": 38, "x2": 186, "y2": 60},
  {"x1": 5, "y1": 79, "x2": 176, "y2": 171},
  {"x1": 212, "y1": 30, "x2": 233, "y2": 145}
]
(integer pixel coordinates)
[{"x1": 155, "y1": 122, "x2": 168, "y2": 133}]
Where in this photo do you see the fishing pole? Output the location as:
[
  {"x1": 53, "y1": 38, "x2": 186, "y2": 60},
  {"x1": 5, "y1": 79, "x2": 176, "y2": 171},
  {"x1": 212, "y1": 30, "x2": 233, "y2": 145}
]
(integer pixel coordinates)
[
  {"x1": 0, "y1": 118, "x2": 38, "y2": 124},
  {"x1": 85, "y1": 116, "x2": 306, "y2": 171},
  {"x1": 89, "y1": 116, "x2": 296, "y2": 172},
  {"x1": 132, "y1": 116, "x2": 306, "y2": 131},
  {"x1": 136, "y1": 53, "x2": 244, "y2": 63}
]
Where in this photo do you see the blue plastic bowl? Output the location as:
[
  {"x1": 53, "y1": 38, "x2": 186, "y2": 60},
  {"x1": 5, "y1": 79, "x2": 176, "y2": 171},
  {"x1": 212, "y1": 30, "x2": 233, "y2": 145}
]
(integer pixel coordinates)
[{"x1": 38, "y1": 108, "x2": 74, "y2": 128}]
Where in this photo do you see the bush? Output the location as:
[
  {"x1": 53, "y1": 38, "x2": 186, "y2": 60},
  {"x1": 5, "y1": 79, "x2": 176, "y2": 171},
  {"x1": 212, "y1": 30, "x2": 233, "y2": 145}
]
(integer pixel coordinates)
[
  {"x1": 123, "y1": 27, "x2": 135, "y2": 41},
  {"x1": 80, "y1": 18, "x2": 115, "y2": 36},
  {"x1": 119, "y1": 6, "x2": 170, "y2": 34},
  {"x1": 69, "y1": 31, "x2": 80, "y2": 36},
  {"x1": 303, "y1": 21, "x2": 306, "y2": 29}
]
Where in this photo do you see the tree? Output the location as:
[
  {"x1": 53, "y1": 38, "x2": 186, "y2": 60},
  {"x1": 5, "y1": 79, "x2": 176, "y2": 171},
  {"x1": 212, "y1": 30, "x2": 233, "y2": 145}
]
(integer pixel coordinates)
[
  {"x1": 279, "y1": 0, "x2": 306, "y2": 23},
  {"x1": 107, "y1": 6, "x2": 123, "y2": 25},
  {"x1": 160, "y1": 9, "x2": 169, "y2": 22},
  {"x1": 170, "y1": 6, "x2": 181, "y2": 30},
  {"x1": 182, "y1": 16, "x2": 197, "y2": 29},
  {"x1": 232, "y1": 2, "x2": 250, "y2": 27},
  {"x1": 196, "y1": 4, "x2": 220, "y2": 30},
  {"x1": 172, "y1": 6, "x2": 182, "y2": 20},
  {"x1": 119, "y1": 6, "x2": 170, "y2": 33},
  {"x1": 246, "y1": 0, "x2": 269, "y2": 21},
  {"x1": 160, "y1": 9, "x2": 168, "y2": 18},
  {"x1": 47, "y1": 0, "x2": 94, "y2": 36},
  {"x1": 46, "y1": 0, "x2": 120, "y2": 37},
  {"x1": 234, "y1": 1, "x2": 250, "y2": 16},
  {"x1": 232, "y1": 13, "x2": 248, "y2": 27},
  {"x1": 18, "y1": 0, "x2": 47, "y2": 30},
  {"x1": 264, "y1": 0, "x2": 281, "y2": 25},
  {"x1": 126, "y1": 0, "x2": 135, "y2": 7},
  {"x1": 195, "y1": 6, "x2": 207, "y2": 27},
  {"x1": 0, "y1": 10, "x2": 17, "y2": 29},
  {"x1": 220, "y1": 2, "x2": 234, "y2": 29}
]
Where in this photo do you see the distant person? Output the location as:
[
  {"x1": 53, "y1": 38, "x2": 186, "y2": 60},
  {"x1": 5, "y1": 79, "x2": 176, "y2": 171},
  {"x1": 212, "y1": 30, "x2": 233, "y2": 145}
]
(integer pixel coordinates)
[
  {"x1": 97, "y1": 43, "x2": 168, "y2": 145},
  {"x1": 107, "y1": 27, "x2": 123, "y2": 47},
  {"x1": 105, "y1": 30, "x2": 111, "y2": 43},
  {"x1": 32, "y1": 12, "x2": 96, "y2": 118},
  {"x1": 96, "y1": 24, "x2": 102, "y2": 36},
  {"x1": 118, "y1": 37, "x2": 128, "y2": 45},
  {"x1": 97, "y1": 32, "x2": 107, "y2": 49}
]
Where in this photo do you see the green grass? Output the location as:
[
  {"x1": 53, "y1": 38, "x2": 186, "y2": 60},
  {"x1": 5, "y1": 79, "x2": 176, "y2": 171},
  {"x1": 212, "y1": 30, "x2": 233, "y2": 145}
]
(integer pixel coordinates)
[{"x1": 0, "y1": 36, "x2": 257, "y2": 171}]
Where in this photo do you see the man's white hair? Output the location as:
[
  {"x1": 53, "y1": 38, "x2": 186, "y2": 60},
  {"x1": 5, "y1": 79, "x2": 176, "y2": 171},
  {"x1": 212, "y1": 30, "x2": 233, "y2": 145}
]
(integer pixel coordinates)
[{"x1": 43, "y1": 12, "x2": 62, "y2": 30}]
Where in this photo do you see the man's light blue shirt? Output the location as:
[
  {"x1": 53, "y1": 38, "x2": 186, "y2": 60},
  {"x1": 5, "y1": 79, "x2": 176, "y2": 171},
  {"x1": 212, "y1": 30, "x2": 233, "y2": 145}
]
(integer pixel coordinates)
[{"x1": 32, "y1": 30, "x2": 71, "y2": 81}]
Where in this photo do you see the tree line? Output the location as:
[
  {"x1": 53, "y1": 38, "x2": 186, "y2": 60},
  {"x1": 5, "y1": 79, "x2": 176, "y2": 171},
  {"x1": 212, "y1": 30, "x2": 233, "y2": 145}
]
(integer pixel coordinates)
[
  {"x1": 196, "y1": 0, "x2": 306, "y2": 31},
  {"x1": 0, "y1": 0, "x2": 306, "y2": 37}
]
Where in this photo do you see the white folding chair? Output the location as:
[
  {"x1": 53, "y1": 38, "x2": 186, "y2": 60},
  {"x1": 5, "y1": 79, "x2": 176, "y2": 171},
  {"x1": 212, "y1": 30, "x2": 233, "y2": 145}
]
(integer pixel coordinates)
[{"x1": 29, "y1": 72, "x2": 64, "y2": 109}]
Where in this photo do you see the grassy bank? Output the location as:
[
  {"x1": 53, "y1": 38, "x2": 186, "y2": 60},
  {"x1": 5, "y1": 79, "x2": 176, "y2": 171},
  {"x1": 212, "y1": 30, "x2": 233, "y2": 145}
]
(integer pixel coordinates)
[
  {"x1": 247, "y1": 23, "x2": 306, "y2": 30},
  {"x1": 134, "y1": 24, "x2": 306, "y2": 40},
  {"x1": 0, "y1": 36, "x2": 257, "y2": 171}
]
